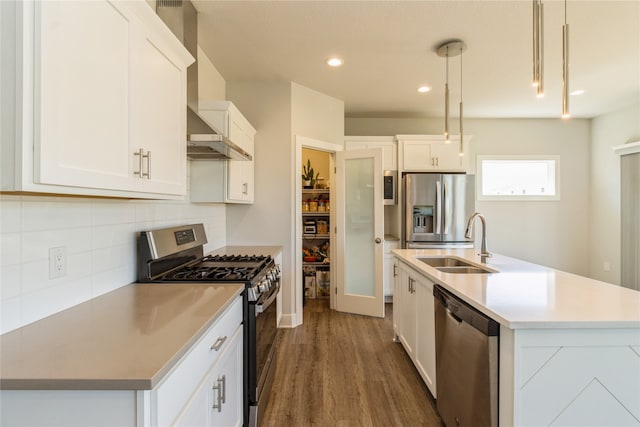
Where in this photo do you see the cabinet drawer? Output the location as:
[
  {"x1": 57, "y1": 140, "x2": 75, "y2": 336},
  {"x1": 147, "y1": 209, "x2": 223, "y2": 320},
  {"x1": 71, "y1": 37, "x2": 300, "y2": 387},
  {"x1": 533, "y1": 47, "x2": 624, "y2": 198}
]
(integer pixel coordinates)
[{"x1": 154, "y1": 296, "x2": 243, "y2": 426}]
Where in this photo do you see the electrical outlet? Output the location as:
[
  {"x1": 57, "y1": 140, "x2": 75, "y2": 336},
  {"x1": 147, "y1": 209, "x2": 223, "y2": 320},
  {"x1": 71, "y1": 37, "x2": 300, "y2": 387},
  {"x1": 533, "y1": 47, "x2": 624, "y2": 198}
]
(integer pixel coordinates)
[{"x1": 49, "y1": 247, "x2": 67, "y2": 279}]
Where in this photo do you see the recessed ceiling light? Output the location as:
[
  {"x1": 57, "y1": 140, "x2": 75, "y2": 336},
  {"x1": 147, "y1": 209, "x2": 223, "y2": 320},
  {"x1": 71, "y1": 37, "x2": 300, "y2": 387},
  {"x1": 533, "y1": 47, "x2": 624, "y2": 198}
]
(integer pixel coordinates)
[
  {"x1": 570, "y1": 89, "x2": 585, "y2": 96},
  {"x1": 417, "y1": 86, "x2": 432, "y2": 93},
  {"x1": 326, "y1": 57, "x2": 343, "y2": 67}
]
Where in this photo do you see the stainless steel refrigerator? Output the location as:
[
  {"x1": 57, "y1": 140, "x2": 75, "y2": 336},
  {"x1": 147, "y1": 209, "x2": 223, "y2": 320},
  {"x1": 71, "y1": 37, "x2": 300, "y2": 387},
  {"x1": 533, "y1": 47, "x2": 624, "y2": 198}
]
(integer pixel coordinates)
[{"x1": 403, "y1": 173, "x2": 476, "y2": 248}]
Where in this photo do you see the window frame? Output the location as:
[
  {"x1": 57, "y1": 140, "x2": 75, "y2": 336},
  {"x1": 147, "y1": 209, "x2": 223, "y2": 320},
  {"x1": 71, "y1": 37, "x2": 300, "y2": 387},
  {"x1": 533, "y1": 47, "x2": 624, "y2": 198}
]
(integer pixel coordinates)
[{"x1": 477, "y1": 155, "x2": 561, "y2": 201}]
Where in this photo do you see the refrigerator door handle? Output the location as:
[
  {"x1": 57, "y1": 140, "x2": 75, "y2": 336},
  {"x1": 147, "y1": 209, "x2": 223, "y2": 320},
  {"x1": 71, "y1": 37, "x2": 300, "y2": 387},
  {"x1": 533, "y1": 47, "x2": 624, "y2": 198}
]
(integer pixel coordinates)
[
  {"x1": 436, "y1": 180, "x2": 442, "y2": 235},
  {"x1": 444, "y1": 179, "x2": 450, "y2": 234}
]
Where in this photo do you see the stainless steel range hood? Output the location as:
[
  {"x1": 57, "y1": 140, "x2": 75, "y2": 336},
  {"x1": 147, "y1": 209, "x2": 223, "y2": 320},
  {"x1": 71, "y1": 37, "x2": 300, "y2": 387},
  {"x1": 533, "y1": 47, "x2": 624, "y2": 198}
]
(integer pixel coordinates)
[{"x1": 157, "y1": 0, "x2": 250, "y2": 161}]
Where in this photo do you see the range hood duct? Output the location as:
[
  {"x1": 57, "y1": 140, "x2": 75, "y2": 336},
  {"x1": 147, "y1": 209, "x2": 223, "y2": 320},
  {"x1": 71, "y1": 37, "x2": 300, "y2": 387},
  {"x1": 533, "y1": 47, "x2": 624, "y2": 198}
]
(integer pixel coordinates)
[{"x1": 156, "y1": 0, "x2": 251, "y2": 161}]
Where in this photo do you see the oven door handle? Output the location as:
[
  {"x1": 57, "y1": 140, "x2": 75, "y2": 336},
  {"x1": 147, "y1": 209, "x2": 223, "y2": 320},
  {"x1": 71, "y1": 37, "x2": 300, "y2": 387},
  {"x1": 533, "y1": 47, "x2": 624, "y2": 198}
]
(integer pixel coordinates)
[{"x1": 255, "y1": 282, "x2": 280, "y2": 315}]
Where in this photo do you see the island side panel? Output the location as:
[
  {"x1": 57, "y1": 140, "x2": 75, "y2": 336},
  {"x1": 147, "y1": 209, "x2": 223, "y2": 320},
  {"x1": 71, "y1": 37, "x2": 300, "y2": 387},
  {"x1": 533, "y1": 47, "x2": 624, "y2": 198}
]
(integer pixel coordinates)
[
  {"x1": 512, "y1": 328, "x2": 640, "y2": 426},
  {"x1": 0, "y1": 390, "x2": 139, "y2": 426}
]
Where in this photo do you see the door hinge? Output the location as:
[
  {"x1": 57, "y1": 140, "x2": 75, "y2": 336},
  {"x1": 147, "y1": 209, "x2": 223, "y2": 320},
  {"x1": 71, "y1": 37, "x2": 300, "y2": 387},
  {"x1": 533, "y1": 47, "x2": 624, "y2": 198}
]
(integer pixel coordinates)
[
  {"x1": 335, "y1": 226, "x2": 337, "y2": 234},
  {"x1": 334, "y1": 166, "x2": 337, "y2": 173},
  {"x1": 335, "y1": 286, "x2": 337, "y2": 294}
]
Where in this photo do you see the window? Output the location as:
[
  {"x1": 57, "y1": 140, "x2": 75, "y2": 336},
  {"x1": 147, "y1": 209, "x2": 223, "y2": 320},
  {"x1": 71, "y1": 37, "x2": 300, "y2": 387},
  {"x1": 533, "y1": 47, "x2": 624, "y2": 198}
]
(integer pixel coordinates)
[{"x1": 477, "y1": 155, "x2": 560, "y2": 200}]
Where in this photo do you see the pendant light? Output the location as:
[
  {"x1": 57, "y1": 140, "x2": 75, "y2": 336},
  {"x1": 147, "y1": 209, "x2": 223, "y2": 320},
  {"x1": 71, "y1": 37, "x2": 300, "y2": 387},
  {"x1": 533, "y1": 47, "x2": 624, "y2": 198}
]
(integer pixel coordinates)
[
  {"x1": 532, "y1": 0, "x2": 544, "y2": 97},
  {"x1": 436, "y1": 40, "x2": 466, "y2": 153},
  {"x1": 562, "y1": 0, "x2": 570, "y2": 118}
]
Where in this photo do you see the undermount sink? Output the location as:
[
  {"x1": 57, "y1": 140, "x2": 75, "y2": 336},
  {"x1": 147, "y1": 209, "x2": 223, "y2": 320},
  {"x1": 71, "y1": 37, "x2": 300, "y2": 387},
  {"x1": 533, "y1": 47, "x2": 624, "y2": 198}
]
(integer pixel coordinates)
[
  {"x1": 417, "y1": 257, "x2": 495, "y2": 274},
  {"x1": 435, "y1": 266, "x2": 491, "y2": 274}
]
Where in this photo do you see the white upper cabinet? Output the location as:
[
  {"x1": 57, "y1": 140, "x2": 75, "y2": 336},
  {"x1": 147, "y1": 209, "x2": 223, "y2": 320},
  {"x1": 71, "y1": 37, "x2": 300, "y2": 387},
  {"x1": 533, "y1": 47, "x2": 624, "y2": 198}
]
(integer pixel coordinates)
[
  {"x1": 1, "y1": 0, "x2": 193, "y2": 198},
  {"x1": 191, "y1": 101, "x2": 256, "y2": 204},
  {"x1": 397, "y1": 135, "x2": 470, "y2": 172},
  {"x1": 344, "y1": 136, "x2": 398, "y2": 171}
]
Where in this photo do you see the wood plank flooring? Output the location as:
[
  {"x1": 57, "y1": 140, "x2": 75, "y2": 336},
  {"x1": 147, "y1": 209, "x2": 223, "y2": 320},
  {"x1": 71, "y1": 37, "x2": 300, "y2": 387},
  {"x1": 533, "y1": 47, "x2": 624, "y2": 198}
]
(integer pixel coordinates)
[{"x1": 262, "y1": 299, "x2": 442, "y2": 426}]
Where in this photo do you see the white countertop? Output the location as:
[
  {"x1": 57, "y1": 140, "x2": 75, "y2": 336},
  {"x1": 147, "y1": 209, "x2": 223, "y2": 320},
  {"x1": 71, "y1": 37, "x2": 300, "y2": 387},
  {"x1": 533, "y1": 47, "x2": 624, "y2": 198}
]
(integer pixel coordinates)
[{"x1": 393, "y1": 249, "x2": 640, "y2": 330}]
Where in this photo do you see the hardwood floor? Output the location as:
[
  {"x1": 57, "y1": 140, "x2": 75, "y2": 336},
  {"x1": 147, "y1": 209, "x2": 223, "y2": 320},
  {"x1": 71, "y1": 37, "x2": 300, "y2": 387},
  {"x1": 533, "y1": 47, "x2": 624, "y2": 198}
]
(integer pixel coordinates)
[{"x1": 262, "y1": 299, "x2": 442, "y2": 426}]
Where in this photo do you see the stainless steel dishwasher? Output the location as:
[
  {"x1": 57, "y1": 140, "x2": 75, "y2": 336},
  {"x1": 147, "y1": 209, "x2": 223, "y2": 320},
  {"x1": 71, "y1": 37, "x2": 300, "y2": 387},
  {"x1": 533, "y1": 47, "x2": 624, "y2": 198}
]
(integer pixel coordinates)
[{"x1": 433, "y1": 285, "x2": 499, "y2": 427}]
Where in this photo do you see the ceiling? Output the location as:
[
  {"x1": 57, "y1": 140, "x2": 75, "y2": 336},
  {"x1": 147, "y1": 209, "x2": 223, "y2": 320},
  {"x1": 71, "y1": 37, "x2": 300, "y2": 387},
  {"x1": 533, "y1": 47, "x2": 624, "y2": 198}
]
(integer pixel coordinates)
[{"x1": 193, "y1": 1, "x2": 640, "y2": 119}]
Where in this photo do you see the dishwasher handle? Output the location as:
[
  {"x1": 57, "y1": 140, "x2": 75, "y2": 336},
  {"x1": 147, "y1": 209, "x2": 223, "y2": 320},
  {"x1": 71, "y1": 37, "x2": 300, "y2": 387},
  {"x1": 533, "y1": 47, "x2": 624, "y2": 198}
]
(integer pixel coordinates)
[{"x1": 433, "y1": 285, "x2": 499, "y2": 337}]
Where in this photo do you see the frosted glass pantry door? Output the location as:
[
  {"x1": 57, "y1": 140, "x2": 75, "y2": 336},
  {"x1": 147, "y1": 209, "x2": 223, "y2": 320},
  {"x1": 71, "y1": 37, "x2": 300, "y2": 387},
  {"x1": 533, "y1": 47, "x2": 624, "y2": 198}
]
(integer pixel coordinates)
[{"x1": 335, "y1": 149, "x2": 384, "y2": 318}]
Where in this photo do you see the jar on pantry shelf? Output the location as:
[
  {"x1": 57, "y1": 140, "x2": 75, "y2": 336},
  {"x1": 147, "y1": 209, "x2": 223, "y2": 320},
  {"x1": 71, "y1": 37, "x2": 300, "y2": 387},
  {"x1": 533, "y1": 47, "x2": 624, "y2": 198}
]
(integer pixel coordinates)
[
  {"x1": 302, "y1": 199, "x2": 309, "y2": 212},
  {"x1": 317, "y1": 199, "x2": 326, "y2": 212},
  {"x1": 309, "y1": 199, "x2": 318, "y2": 212}
]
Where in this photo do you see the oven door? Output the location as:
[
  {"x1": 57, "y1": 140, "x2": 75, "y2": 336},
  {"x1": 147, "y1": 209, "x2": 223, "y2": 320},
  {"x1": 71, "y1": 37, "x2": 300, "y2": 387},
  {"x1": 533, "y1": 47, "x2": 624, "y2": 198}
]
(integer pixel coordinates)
[
  {"x1": 249, "y1": 280, "x2": 280, "y2": 426},
  {"x1": 255, "y1": 281, "x2": 279, "y2": 393}
]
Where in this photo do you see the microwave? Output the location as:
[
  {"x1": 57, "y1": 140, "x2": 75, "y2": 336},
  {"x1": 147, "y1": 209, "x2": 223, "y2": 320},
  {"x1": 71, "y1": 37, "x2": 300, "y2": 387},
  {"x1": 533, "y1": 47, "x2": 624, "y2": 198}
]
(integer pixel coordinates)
[{"x1": 384, "y1": 170, "x2": 397, "y2": 205}]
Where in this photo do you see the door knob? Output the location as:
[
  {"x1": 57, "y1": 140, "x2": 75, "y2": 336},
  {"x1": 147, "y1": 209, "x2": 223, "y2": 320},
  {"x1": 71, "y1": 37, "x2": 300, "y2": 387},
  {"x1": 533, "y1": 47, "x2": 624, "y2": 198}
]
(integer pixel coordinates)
[{"x1": 375, "y1": 238, "x2": 382, "y2": 244}]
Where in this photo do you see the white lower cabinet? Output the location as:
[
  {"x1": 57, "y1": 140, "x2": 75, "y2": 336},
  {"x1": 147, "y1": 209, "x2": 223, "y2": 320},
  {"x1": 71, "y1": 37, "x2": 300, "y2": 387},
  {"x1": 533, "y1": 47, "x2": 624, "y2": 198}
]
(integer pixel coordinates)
[
  {"x1": 0, "y1": 297, "x2": 244, "y2": 427},
  {"x1": 154, "y1": 297, "x2": 243, "y2": 427},
  {"x1": 174, "y1": 326, "x2": 243, "y2": 427},
  {"x1": 414, "y1": 274, "x2": 437, "y2": 397},
  {"x1": 383, "y1": 240, "x2": 399, "y2": 298},
  {"x1": 394, "y1": 259, "x2": 437, "y2": 398},
  {"x1": 397, "y1": 262, "x2": 417, "y2": 358}
]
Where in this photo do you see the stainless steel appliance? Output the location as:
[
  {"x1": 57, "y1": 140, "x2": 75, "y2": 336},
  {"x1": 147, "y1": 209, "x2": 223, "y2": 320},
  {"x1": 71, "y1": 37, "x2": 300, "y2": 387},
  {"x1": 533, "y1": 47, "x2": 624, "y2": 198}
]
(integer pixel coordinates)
[
  {"x1": 433, "y1": 285, "x2": 499, "y2": 427},
  {"x1": 156, "y1": 0, "x2": 251, "y2": 161},
  {"x1": 137, "y1": 224, "x2": 281, "y2": 427},
  {"x1": 403, "y1": 173, "x2": 475, "y2": 248},
  {"x1": 384, "y1": 170, "x2": 397, "y2": 205}
]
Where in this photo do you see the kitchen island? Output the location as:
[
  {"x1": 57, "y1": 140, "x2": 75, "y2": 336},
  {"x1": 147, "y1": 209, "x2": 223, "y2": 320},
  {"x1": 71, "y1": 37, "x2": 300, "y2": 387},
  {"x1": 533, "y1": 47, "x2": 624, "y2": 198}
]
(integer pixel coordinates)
[
  {"x1": 393, "y1": 248, "x2": 640, "y2": 427},
  {"x1": 1, "y1": 282, "x2": 244, "y2": 426}
]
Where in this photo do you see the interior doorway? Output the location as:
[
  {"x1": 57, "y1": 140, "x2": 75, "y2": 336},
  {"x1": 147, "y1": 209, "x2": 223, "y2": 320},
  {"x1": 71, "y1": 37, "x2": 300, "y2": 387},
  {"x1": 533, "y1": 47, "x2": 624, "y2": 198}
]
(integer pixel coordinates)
[{"x1": 294, "y1": 136, "x2": 342, "y2": 325}]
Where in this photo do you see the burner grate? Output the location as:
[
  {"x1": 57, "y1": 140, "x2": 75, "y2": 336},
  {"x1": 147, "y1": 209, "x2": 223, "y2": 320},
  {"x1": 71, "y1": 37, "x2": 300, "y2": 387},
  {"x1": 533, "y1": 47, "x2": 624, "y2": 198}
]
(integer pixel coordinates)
[{"x1": 159, "y1": 254, "x2": 272, "y2": 282}]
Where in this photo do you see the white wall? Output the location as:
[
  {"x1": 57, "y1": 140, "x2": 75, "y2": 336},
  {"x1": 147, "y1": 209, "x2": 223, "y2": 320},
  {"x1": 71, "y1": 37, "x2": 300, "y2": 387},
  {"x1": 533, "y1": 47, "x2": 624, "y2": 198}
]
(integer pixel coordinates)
[
  {"x1": 346, "y1": 117, "x2": 591, "y2": 275},
  {"x1": 224, "y1": 82, "x2": 343, "y2": 325},
  {"x1": 0, "y1": 166, "x2": 227, "y2": 334},
  {"x1": 589, "y1": 103, "x2": 640, "y2": 285},
  {"x1": 224, "y1": 81, "x2": 295, "y2": 319}
]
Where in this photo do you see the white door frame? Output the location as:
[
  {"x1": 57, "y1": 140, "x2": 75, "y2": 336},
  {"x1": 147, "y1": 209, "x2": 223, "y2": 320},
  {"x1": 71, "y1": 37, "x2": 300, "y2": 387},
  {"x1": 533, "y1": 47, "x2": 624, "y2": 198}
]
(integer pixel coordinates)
[{"x1": 294, "y1": 135, "x2": 343, "y2": 326}]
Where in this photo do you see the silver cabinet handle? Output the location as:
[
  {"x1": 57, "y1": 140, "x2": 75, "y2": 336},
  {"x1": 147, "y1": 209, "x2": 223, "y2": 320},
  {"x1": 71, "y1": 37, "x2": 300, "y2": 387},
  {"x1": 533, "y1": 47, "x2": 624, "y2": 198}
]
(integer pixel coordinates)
[
  {"x1": 212, "y1": 376, "x2": 223, "y2": 412},
  {"x1": 133, "y1": 149, "x2": 150, "y2": 179},
  {"x1": 393, "y1": 264, "x2": 397, "y2": 277},
  {"x1": 220, "y1": 374, "x2": 226, "y2": 404},
  {"x1": 145, "y1": 151, "x2": 151, "y2": 179},
  {"x1": 210, "y1": 336, "x2": 227, "y2": 351},
  {"x1": 242, "y1": 182, "x2": 248, "y2": 195}
]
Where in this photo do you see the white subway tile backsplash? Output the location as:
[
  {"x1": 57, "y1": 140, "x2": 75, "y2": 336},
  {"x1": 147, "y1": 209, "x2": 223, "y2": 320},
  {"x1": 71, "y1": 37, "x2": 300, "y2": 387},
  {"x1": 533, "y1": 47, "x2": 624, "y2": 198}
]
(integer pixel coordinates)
[
  {"x1": 90, "y1": 200, "x2": 136, "y2": 226},
  {"x1": 22, "y1": 199, "x2": 92, "y2": 231},
  {"x1": 91, "y1": 223, "x2": 136, "y2": 250},
  {"x1": 1, "y1": 297, "x2": 22, "y2": 334},
  {"x1": 0, "y1": 198, "x2": 22, "y2": 233},
  {"x1": 1, "y1": 264, "x2": 21, "y2": 300},
  {"x1": 0, "y1": 194, "x2": 226, "y2": 333},
  {"x1": 1, "y1": 232, "x2": 22, "y2": 266},
  {"x1": 21, "y1": 228, "x2": 92, "y2": 263}
]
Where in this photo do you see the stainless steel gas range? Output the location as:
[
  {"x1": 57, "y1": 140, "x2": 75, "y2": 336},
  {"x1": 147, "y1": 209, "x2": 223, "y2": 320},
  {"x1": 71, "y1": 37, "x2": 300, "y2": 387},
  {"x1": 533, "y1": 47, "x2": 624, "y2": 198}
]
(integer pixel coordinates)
[{"x1": 137, "y1": 224, "x2": 280, "y2": 427}]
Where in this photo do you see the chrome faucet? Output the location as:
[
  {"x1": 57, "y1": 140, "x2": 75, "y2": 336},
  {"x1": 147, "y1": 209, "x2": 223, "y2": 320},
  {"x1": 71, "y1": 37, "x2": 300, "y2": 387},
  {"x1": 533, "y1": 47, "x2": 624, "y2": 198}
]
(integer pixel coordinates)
[{"x1": 465, "y1": 212, "x2": 491, "y2": 263}]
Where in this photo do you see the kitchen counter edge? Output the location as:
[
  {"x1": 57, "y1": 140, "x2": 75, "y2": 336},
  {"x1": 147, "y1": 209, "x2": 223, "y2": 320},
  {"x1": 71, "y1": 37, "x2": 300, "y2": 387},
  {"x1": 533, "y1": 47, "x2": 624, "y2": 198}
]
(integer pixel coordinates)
[{"x1": 392, "y1": 248, "x2": 640, "y2": 330}]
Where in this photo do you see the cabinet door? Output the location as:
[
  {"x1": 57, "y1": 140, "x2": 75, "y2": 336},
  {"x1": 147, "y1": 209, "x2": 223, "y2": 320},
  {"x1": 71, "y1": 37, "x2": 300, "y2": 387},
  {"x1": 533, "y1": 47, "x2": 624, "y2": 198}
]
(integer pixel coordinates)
[
  {"x1": 209, "y1": 326, "x2": 243, "y2": 427},
  {"x1": 392, "y1": 258, "x2": 401, "y2": 336},
  {"x1": 431, "y1": 142, "x2": 463, "y2": 171},
  {"x1": 398, "y1": 264, "x2": 416, "y2": 358},
  {"x1": 174, "y1": 326, "x2": 243, "y2": 427},
  {"x1": 129, "y1": 18, "x2": 186, "y2": 196},
  {"x1": 401, "y1": 140, "x2": 432, "y2": 171},
  {"x1": 226, "y1": 127, "x2": 254, "y2": 203},
  {"x1": 415, "y1": 276, "x2": 437, "y2": 397},
  {"x1": 383, "y1": 254, "x2": 394, "y2": 297},
  {"x1": 35, "y1": 1, "x2": 132, "y2": 190}
]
